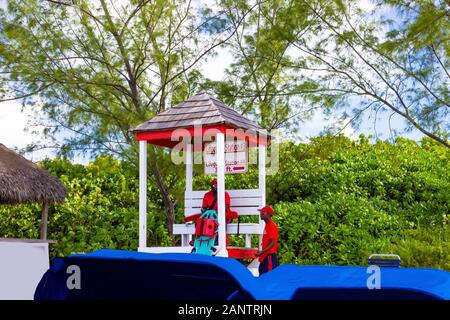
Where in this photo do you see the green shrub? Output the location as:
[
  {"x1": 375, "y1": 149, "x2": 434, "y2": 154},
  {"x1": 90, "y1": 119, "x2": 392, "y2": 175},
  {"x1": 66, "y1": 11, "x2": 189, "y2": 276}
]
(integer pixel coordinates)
[
  {"x1": 388, "y1": 227, "x2": 450, "y2": 270},
  {"x1": 0, "y1": 156, "x2": 172, "y2": 258},
  {"x1": 1, "y1": 135, "x2": 448, "y2": 270},
  {"x1": 274, "y1": 194, "x2": 404, "y2": 266}
]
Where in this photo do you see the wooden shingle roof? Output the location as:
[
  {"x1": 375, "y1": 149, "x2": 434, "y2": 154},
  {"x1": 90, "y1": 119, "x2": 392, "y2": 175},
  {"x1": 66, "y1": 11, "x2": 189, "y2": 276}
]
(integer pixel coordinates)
[{"x1": 132, "y1": 92, "x2": 264, "y2": 133}]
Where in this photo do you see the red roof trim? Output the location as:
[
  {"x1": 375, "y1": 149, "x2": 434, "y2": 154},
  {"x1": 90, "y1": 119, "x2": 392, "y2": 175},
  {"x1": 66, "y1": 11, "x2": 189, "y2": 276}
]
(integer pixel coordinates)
[{"x1": 135, "y1": 124, "x2": 269, "y2": 148}]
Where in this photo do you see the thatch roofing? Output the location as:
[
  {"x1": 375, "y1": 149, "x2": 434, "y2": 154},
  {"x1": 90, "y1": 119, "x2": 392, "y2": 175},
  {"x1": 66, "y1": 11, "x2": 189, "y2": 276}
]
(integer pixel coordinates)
[
  {"x1": 0, "y1": 144, "x2": 67, "y2": 204},
  {"x1": 131, "y1": 92, "x2": 266, "y2": 134}
]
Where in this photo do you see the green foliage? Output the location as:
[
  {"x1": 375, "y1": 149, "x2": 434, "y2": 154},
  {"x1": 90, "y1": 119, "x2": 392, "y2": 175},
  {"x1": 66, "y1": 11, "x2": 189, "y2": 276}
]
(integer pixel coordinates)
[
  {"x1": 0, "y1": 156, "x2": 171, "y2": 258},
  {"x1": 388, "y1": 227, "x2": 450, "y2": 270},
  {"x1": 0, "y1": 0, "x2": 232, "y2": 235},
  {"x1": 0, "y1": 0, "x2": 213, "y2": 157},
  {"x1": 210, "y1": 0, "x2": 450, "y2": 148},
  {"x1": 0, "y1": 135, "x2": 448, "y2": 270},
  {"x1": 267, "y1": 135, "x2": 449, "y2": 269},
  {"x1": 0, "y1": 203, "x2": 42, "y2": 239},
  {"x1": 269, "y1": 135, "x2": 450, "y2": 228},
  {"x1": 274, "y1": 195, "x2": 402, "y2": 265}
]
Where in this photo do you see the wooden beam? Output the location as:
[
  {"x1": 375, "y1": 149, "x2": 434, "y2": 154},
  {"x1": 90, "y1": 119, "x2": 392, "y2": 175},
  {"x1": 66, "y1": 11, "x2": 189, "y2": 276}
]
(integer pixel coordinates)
[
  {"x1": 258, "y1": 144, "x2": 266, "y2": 250},
  {"x1": 139, "y1": 140, "x2": 147, "y2": 249},
  {"x1": 40, "y1": 202, "x2": 49, "y2": 240},
  {"x1": 216, "y1": 132, "x2": 228, "y2": 257},
  {"x1": 258, "y1": 144, "x2": 266, "y2": 206},
  {"x1": 0, "y1": 238, "x2": 57, "y2": 244}
]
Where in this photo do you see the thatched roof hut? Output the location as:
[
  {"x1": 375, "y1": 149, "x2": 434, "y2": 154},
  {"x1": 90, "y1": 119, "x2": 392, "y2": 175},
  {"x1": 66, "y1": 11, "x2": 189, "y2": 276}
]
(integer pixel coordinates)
[{"x1": 0, "y1": 143, "x2": 67, "y2": 239}]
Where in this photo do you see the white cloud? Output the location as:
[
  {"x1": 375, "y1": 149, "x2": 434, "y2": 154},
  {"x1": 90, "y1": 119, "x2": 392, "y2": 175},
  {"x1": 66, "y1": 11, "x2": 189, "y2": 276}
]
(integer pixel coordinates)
[
  {"x1": 0, "y1": 100, "x2": 55, "y2": 161},
  {"x1": 200, "y1": 46, "x2": 233, "y2": 82},
  {"x1": 0, "y1": 100, "x2": 92, "y2": 164},
  {"x1": 360, "y1": 0, "x2": 376, "y2": 12},
  {"x1": 0, "y1": 101, "x2": 41, "y2": 147},
  {"x1": 276, "y1": 109, "x2": 358, "y2": 144}
]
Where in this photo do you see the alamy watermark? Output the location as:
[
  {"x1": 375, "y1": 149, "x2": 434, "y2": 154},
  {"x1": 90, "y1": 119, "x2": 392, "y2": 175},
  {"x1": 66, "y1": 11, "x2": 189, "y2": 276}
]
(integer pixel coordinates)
[
  {"x1": 366, "y1": 265, "x2": 381, "y2": 290},
  {"x1": 66, "y1": 265, "x2": 81, "y2": 290},
  {"x1": 65, "y1": 264, "x2": 381, "y2": 293}
]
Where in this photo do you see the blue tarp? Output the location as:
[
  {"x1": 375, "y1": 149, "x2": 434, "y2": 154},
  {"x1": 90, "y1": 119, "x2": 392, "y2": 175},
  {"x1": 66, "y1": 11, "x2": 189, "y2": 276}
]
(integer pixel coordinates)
[
  {"x1": 34, "y1": 249, "x2": 450, "y2": 300},
  {"x1": 258, "y1": 264, "x2": 450, "y2": 300}
]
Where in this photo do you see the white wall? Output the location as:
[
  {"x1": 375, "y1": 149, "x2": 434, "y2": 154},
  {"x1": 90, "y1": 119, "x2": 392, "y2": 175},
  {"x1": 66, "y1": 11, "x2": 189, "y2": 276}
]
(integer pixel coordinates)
[{"x1": 0, "y1": 241, "x2": 50, "y2": 300}]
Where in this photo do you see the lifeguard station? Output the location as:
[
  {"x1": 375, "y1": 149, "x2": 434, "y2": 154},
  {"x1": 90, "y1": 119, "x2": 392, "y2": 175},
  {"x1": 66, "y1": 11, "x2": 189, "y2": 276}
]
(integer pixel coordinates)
[{"x1": 131, "y1": 92, "x2": 270, "y2": 260}]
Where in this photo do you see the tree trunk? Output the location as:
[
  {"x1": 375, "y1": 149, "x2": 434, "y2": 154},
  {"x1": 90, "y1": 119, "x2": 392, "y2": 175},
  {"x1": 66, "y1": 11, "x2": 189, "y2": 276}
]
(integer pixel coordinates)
[
  {"x1": 148, "y1": 159, "x2": 176, "y2": 241},
  {"x1": 165, "y1": 200, "x2": 175, "y2": 236},
  {"x1": 158, "y1": 176, "x2": 177, "y2": 246}
]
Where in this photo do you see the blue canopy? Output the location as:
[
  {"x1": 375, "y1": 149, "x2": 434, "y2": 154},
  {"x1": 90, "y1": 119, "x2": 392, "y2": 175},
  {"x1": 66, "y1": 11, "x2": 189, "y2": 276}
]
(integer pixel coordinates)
[
  {"x1": 258, "y1": 264, "x2": 450, "y2": 300},
  {"x1": 34, "y1": 249, "x2": 450, "y2": 300}
]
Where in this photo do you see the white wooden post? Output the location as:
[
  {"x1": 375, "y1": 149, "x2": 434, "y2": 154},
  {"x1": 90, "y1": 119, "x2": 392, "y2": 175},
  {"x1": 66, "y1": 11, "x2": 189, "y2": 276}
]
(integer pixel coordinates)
[
  {"x1": 245, "y1": 234, "x2": 251, "y2": 248},
  {"x1": 258, "y1": 143, "x2": 266, "y2": 250},
  {"x1": 216, "y1": 132, "x2": 228, "y2": 257},
  {"x1": 259, "y1": 144, "x2": 266, "y2": 206},
  {"x1": 182, "y1": 234, "x2": 189, "y2": 247},
  {"x1": 182, "y1": 143, "x2": 193, "y2": 247},
  {"x1": 139, "y1": 140, "x2": 147, "y2": 249}
]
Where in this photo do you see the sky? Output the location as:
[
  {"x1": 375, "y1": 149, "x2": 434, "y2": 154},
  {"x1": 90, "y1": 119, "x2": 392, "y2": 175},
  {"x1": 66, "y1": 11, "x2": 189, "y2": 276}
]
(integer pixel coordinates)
[{"x1": 0, "y1": 0, "x2": 426, "y2": 164}]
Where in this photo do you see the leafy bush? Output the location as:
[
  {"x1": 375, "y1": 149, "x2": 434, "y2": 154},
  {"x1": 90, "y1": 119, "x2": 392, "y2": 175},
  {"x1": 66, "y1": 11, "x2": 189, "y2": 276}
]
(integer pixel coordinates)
[
  {"x1": 388, "y1": 227, "x2": 450, "y2": 270},
  {"x1": 269, "y1": 135, "x2": 450, "y2": 228},
  {"x1": 274, "y1": 194, "x2": 404, "y2": 266},
  {"x1": 0, "y1": 156, "x2": 172, "y2": 258},
  {"x1": 1, "y1": 135, "x2": 449, "y2": 270}
]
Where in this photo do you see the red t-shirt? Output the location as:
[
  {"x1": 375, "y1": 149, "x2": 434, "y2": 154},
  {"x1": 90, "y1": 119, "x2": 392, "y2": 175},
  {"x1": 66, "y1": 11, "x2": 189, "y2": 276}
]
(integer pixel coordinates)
[
  {"x1": 259, "y1": 220, "x2": 278, "y2": 262},
  {"x1": 202, "y1": 191, "x2": 230, "y2": 212},
  {"x1": 202, "y1": 190, "x2": 232, "y2": 246}
]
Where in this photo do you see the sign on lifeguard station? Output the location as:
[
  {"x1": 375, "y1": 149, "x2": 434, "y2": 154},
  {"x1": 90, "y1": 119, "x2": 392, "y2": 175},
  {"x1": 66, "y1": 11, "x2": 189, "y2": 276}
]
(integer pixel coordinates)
[{"x1": 204, "y1": 140, "x2": 248, "y2": 175}]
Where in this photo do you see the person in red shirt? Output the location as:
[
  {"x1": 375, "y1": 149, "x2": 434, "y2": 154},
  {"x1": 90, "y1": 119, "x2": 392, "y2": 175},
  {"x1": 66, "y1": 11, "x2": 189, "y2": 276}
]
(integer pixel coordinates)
[
  {"x1": 255, "y1": 205, "x2": 278, "y2": 275},
  {"x1": 201, "y1": 178, "x2": 230, "y2": 214},
  {"x1": 201, "y1": 178, "x2": 237, "y2": 246}
]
